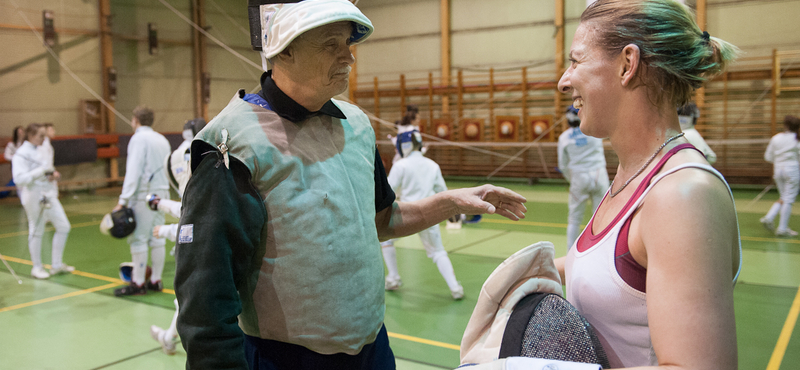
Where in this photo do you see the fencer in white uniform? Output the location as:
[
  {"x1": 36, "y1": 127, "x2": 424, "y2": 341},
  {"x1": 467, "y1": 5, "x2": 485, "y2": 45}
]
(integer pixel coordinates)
[
  {"x1": 761, "y1": 115, "x2": 800, "y2": 237},
  {"x1": 11, "y1": 124, "x2": 73, "y2": 279},
  {"x1": 151, "y1": 118, "x2": 205, "y2": 241},
  {"x1": 381, "y1": 130, "x2": 464, "y2": 299},
  {"x1": 113, "y1": 107, "x2": 172, "y2": 296},
  {"x1": 557, "y1": 106, "x2": 609, "y2": 249},
  {"x1": 146, "y1": 117, "x2": 205, "y2": 355},
  {"x1": 678, "y1": 102, "x2": 717, "y2": 164}
]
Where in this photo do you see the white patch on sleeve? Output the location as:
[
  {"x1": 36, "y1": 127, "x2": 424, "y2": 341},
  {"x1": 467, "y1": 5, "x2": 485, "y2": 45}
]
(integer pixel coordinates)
[{"x1": 179, "y1": 224, "x2": 193, "y2": 243}]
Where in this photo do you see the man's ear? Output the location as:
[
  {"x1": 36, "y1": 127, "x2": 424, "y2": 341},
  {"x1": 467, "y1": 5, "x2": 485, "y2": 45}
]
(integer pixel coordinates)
[
  {"x1": 275, "y1": 45, "x2": 294, "y2": 64},
  {"x1": 619, "y1": 44, "x2": 641, "y2": 87}
]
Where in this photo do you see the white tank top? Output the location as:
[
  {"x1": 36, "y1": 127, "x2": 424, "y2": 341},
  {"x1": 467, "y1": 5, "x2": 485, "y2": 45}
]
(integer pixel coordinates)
[{"x1": 564, "y1": 159, "x2": 742, "y2": 368}]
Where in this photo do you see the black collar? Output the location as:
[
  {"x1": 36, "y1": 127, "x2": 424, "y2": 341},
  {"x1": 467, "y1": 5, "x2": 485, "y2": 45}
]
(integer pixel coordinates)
[{"x1": 258, "y1": 72, "x2": 346, "y2": 122}]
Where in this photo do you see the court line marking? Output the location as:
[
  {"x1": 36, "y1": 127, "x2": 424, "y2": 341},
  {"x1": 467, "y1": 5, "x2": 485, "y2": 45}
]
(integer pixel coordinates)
[
  {"x1": 448, "y1": 230, "x2": 510, "y2": 253},
  {"x1": 0, "y1": 282, "x2": 121, "y2": 313},
  {"x1": 766, "y1": 285, "x2": 800, "y2": 370},
  {"x1": 742, "y1": 236, "x2": 800, "y2": 245},
  {"x1": 480, "y1": 218, "x2": 567, "y2": 229},
  {"x1": 0, "y1": 255, "x2": 176, "y2": 294},
  {"x1": 0, "y1": 220, "x2": 101, "y2": 239},
  {"x1": 2, "y1": 255, "x2": 450, "y2": 351},
  {"x1": 388, "y1": 331, "x2": 460, "y2": 351},
  {"x1": 482, "y1": 219, "x2": 800, "y2": 245}
]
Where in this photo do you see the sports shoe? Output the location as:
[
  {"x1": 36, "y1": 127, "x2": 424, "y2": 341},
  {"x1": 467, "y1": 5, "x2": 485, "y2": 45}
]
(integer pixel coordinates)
[
  {"x1": 385, "y1": 276, "x2": 402, "y2": 291},
  {"x1": 114, "y1": 282, "x2": 146, "y2": 297},
  {"x1": 50, "y1": 264, "x2": 75, "y2": 275},
  {"x1": 31, "y1": 266, "x2": 50, "y2": 279},
  {"x1": 760, "y1": 217, "x2": 775, "y2": 233},
  {"x1": 451, "y1": 284, "x2": 465, "y2": 300},
  {"x1": 146, "y1": 280, "x2": 163, "y2": 292},
  {"x1": 775, "y1": 228, "x2": 798, "y2": 237},
  {"x1": 150, "y1": 325, "x2": 178, "y2": 355}
]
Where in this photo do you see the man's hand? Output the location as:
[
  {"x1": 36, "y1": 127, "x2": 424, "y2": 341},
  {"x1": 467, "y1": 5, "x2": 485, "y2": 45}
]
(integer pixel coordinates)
[
  {"x1": 448, "y1": 184, "x2": 527, "y2": 221},
  {"x1": 112, "y1": 204, "x2": 124, "y2": 212},
  {"x1": 46, "y1": 170, "x2": 61, "y2": 182},
  {"x1": 153, "y1": 225, "x2": 161, "y2": 238}
]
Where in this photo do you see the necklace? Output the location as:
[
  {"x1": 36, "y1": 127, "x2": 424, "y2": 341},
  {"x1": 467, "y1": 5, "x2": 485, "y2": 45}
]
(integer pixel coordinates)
[{"x1": 609, "y1": 132, "x2": 685, "y2": 198}]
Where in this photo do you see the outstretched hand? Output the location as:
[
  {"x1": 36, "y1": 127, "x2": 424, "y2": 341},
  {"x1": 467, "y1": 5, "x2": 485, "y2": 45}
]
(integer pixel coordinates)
[{"x1": 449, "y1": 184, "x2": 527, "y2": 221}]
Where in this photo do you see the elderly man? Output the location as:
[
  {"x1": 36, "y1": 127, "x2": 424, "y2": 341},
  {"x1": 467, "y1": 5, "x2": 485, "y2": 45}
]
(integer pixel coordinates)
[
  {"x1": 174, "y1": 1, "x2": 527, "y2": 369},
  {"x1": 113, "y1": 106, "x2": 171, "y2": 296}
]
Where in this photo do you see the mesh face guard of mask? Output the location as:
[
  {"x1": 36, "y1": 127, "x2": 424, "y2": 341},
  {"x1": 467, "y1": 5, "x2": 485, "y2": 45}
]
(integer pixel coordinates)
[{"x1": 499, "y1": 293, "x2": 610, "y2": 369}]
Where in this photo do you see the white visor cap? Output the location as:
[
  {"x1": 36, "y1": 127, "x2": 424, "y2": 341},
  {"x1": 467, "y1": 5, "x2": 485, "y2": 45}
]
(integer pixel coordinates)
[{"x1": 260, "y1": 0, "x2": 373, "y2": 71}]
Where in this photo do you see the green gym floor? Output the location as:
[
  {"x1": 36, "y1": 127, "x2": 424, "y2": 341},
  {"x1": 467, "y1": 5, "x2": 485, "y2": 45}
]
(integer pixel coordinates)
[{"x1": 1, "y1": 180, "x2": 798, "y2": 370}]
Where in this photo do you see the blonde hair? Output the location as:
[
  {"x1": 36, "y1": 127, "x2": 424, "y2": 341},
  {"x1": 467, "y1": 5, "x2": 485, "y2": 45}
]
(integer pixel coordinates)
[{"x1": 582, "y1": 0, "x2": 739, "y2": 107}]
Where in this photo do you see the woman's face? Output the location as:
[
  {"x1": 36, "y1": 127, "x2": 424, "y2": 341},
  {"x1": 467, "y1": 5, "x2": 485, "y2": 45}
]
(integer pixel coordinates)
[
  {"x1": 557, "y1": 23, "x2": 622, "y2": 138},
  {"x1": 15, "y1": 127, "x2": 24, "y2": 141},
  {"x1": 28, "y1": 128, "x2": 47, "y2": 146}
]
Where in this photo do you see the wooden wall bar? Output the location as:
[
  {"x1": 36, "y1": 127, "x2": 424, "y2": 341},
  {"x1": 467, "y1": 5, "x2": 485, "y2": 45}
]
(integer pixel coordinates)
[{"x1": 358, "y1": 49, "x2": 800, "y2": 185}]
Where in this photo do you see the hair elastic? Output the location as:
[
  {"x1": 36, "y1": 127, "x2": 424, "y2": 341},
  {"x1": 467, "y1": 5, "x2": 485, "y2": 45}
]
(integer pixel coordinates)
[{"x1": 702, "y1": 31, "x2": 710, "y2": 44}]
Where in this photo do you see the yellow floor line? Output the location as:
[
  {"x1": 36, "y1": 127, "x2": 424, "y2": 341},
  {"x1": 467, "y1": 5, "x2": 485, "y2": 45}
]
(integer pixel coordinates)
[
  {"x1": 481, "y1": 220, "x2": 800, "y2": 245},
  {"x1": 0, "y1": 220, "x2": 100, "y2": 239},
  {"x1": 766, "y1": 285, "x2": 800, "y2": 370},
  {"x1": 387, "y1": 331, "x2": 460, "y2": 351},
  {"x1": 742, "y1": 236, "x2": 800, "y2": 244},
  {"x1": 481, "y1": 218, "x2": 567, "y2": 229},
  {"x1": 0, "y1": 282, "x2": 122, "y2": 313},
  {"x1": 2, "y1": 254, "x2": 457, "y2": 353}
]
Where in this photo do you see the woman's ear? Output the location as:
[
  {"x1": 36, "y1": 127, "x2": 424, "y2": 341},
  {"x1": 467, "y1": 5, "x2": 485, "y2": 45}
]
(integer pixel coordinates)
[{"x1": 619, "y1": 44, "x2": 641, "y2": 87}]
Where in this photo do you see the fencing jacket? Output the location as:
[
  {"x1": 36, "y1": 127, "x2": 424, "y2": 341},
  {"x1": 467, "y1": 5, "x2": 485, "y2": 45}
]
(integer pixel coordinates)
[
  {"x1": 557, "y1": 127, "x2": 606, "y2": 182},
  {"x1": 11, "y1": 141, "x2": 56, "y2": 197},
  {"x1": 460, "y1": 242, "x2": 563, "y2": 365},
  {"x1": 387, "y1": 151, "x2": 446, "y2": 202},
  {"x1": 765, "y1": 131, "x2": 800, "y2": 167},
  {"x1": 175, "y1": 73, "x2": 395, "y2": 369},
  {"x1": 118, "y1": 126, "x2": 171, "y2": 206}
]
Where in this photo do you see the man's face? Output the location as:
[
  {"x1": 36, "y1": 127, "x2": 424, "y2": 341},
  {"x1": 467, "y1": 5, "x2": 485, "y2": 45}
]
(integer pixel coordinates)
[{"x1": 288, "y1": 22, "x2": 355, "y2": 101}]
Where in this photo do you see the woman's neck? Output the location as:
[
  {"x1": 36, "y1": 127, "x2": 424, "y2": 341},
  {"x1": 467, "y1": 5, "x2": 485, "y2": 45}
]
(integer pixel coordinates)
[{"x1": 608, "y1": 102, "x2": 682, "y2": 177}]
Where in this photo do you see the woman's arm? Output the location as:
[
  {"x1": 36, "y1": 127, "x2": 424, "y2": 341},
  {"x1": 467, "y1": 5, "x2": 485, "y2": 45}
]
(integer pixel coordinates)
[{"x1": 627, "y1": 168, "x2": 738, "y2": 370}]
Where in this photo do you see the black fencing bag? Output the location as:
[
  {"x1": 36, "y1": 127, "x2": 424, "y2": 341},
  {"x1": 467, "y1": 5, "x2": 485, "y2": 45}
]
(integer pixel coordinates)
[{"x1": 499, "y1": 292, "x2": 610, "y2": 369}]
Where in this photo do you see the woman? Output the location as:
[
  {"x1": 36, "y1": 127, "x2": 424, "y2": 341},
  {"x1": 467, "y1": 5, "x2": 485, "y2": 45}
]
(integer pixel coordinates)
[
  {"x1": 761, "y1": 115, "x2": 800, "y2": 237},
  {"x1": 554, "y1": 1, "x2": 741, "y2": 368},
  {"x1": 4, "y1": 125, "x2": 24, "y2": 162},
  {"x1": 4, "y1": 126, "x2": 26, "y2": 202},
  {"x1": 11, "y1": 123, "x2": 73, "y2": 279}
]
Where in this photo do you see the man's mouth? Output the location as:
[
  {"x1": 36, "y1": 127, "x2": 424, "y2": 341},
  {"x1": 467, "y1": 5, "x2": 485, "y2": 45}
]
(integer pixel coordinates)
[
  {"x1": 332, "y1": 66, "x2": 352, "y2": 77},
  {"x1": 573, "y1": 97, "x2": 584, "y2": 109}
]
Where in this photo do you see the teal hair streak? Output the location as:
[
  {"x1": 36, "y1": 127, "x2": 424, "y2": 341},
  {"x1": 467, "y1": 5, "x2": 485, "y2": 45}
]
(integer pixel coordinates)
[{"x1": 584, "y1": 0, "x2": 739, "y2": 106}]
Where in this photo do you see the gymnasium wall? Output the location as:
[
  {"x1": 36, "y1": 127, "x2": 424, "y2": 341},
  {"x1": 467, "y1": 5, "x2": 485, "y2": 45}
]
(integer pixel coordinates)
[
  {"x1": 1, "y1": 0, "x2": 800, "y2": 187},
  {"x1": 356, "y1": 0, "x2": 800, "y2": 81}
]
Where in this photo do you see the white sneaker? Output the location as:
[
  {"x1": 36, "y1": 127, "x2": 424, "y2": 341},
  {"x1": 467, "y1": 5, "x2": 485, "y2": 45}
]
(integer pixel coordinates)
[
  {"x1": 50, "y1": 264, "x2": 75, "y2": 275},
  {"x1": 150, "y1": 325, "x2": 177, "y2": 355},
  {"x1": 776, "y1": 229, "x2": 798, "y2": 237},
  {"x1": 451, "y1": 284, "x2": 465, "y2": 300},
  {"x1": 31, "y1": 266, "x2": 50, "y2": 279},
  {"x1": 760, "y1": 217, "x2": 775, "y2": 233},
  {"x1": 385, "y1": 276, "x2": 402, "y2": 291}
]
